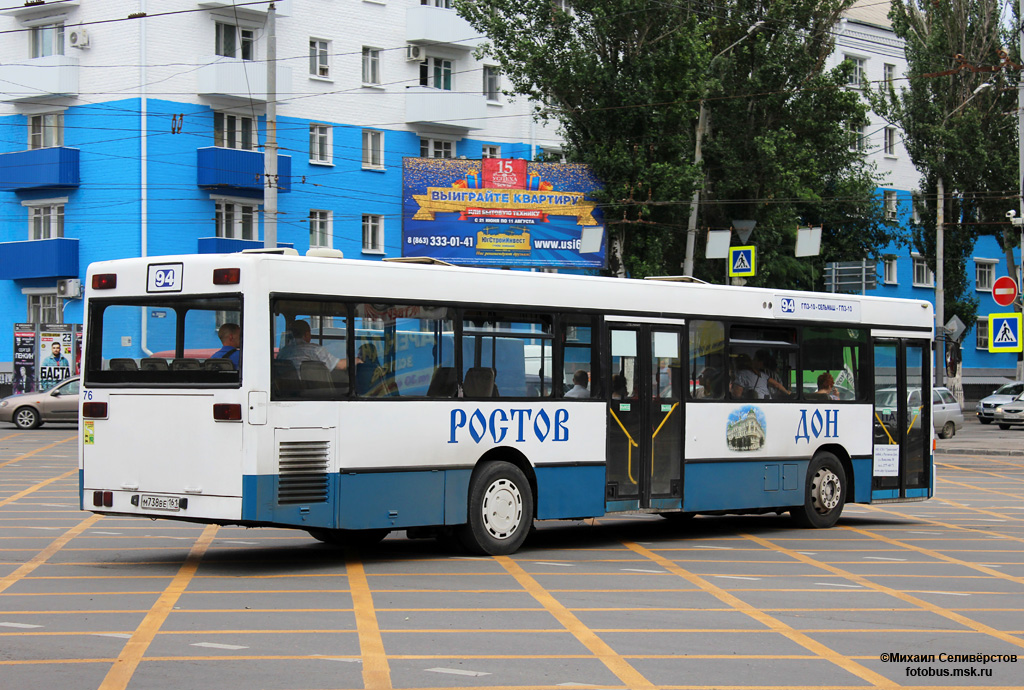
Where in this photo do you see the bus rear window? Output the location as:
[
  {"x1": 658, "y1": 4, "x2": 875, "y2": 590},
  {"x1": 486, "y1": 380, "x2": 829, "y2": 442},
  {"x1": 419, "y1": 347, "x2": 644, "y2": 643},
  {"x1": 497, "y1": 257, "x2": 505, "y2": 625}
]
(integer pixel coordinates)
[{"x1": 85, "y1": 296, "x2": 242, "y2": 387}]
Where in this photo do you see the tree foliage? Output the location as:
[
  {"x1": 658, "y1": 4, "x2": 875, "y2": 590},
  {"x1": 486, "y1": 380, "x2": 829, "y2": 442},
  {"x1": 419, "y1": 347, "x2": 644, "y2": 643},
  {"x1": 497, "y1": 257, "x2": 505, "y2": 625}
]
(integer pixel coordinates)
[
  {"x1": 869, "y1": 0, "x2": 1019, "y2": 330},
  {"x1": 457, "y1": 0, "x2": 901, "y2": 285}
]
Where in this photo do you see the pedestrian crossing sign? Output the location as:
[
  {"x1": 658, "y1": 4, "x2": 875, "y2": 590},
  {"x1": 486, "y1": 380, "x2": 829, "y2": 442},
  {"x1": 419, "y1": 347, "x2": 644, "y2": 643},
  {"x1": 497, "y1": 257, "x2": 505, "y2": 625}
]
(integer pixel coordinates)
[
  {"x1": 729, "y1": 246, "x2": 755, "y2": 277},
  {"x1": 988, "y1": 313, "x2": 1023, "y2": 353}
]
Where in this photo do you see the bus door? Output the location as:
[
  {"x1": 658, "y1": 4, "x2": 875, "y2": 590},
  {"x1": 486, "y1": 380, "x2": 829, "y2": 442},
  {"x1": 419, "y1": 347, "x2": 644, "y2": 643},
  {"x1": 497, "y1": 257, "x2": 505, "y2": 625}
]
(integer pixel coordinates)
[
  {"x1": 872, "y1": 338, "x2": 931, "y2": 499},
  {"x1": 606, "y1": 325, "x2": 684, "y2": 511}
]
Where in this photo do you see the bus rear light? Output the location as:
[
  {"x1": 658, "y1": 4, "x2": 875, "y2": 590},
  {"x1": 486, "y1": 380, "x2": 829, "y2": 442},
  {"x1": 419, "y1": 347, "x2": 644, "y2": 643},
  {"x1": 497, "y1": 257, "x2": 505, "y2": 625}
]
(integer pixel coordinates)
[
  {"x1": 82, "y1": 402, "x2": 108, "y2": 418},
  {"x1": 93, "y1": 491, "x2": 113, "y2": 507},
  {"x1": 213, "y1": 268, "x2": 240, "y2": 285},
  {"x1": 92, "y1": 273, "x2": 117, "y2": 290},
  {"x1": 213, "y1": 403, "x2": 242, "y2": 421}
]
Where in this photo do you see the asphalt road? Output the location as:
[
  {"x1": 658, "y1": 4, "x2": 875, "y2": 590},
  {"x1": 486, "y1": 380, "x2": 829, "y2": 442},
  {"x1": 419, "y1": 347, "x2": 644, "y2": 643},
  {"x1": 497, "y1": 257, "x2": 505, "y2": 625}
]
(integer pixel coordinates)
[{"x1": 1, "y1": 426, "x2": 1022, "y2": 690}]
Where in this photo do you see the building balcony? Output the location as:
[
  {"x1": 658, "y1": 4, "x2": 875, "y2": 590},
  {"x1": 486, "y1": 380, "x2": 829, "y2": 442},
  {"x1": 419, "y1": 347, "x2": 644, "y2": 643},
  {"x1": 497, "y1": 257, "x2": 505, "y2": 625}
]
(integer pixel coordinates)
[
  {"x1": 196, "y1": 0, "x2": 291, "y2": 16},
  {"x1": 405, "y1": 86, "x2": 487, "y2": 131},
  {"x1": 197, "y1": 58, "x2": 292, "y2": 103},
  {"x1": 0, "y1": 55, "x2": 79, "y2": 102},
  {"x1": 0, "y1": 237, "x2": 78, "y2": 280},
  {"x1": 197, "y1": 147, "x2": 291, "y2": 194},
  {"x1": 197, "y1": 237, "x2": 295, "y2": 254},
  {"x1": 406, "y1": 5, "x2": 483, "y2": 50},
  {"x1": 0, "y1": 147, "x2": 80, "y2": 192},
  {"x1": 0, "y1": 1, "x2": 81, "y2": 17}
]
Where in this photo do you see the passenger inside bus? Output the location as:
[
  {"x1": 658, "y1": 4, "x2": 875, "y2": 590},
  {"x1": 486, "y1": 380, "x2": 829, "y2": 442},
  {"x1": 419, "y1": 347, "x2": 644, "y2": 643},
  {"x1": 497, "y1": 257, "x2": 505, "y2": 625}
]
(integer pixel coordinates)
[
  {"x1": 564, "y1": 369, "x2": 590, "y2": 398},
  {"x1": 611, "y1": 373, "x2": 629, "y2": 399},
  {"x1": 277, "y1": 320, "x2": 349, "y2": 371},
  {"x1": 731, "y1": 350, "x2": 790, "y2": 400},
  {"x1": 211, "y1": 323, "x2": 241, "y2": 368}
]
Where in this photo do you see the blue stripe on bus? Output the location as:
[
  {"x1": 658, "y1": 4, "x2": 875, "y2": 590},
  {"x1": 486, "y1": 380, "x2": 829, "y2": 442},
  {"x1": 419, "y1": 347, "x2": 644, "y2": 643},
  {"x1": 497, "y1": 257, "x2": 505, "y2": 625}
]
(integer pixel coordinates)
[
  {"x1": 241, "y1": 464, "x2": 607, "y2": 530},
  {"x1": 79, "y1": 469, "x2": 84, "y2": 510},
  {"x1": 871, "y1": 489, "x2": 899, "y2": 500},
  {"x1": 850, "y1": 457, "x2": 872, "y2": 503},
  {"x1": 683, "y1": 461, "x2": 808, "y2": 512},
  {"x1": 535, "y1": 465, "x2": 605, "y2": 519}
]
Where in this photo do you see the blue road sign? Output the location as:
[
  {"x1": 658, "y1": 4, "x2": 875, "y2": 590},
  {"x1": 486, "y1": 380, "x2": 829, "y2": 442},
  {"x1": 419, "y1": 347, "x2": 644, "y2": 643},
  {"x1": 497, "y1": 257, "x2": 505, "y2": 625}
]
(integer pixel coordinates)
[
  {"x1": 988, "y1": 313, "x2": 1023, "y2": 353},
  {"x1": 729, "y1": 246, "x2": 755, "y2": 277}
]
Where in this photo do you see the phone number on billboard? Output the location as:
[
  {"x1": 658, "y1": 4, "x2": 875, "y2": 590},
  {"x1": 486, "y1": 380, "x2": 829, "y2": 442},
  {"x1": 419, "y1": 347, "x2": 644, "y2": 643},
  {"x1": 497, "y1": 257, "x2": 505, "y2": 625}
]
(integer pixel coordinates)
[{"x1": 407, "y1": 236, "x2": 476, "y2": 248}]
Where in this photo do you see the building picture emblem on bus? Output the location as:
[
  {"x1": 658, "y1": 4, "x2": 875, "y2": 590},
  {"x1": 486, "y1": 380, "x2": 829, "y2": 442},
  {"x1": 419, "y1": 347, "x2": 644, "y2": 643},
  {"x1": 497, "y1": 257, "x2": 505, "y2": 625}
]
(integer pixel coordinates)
[{"x1": 727, "y1": 406, "x2": 766, "y2": 452}]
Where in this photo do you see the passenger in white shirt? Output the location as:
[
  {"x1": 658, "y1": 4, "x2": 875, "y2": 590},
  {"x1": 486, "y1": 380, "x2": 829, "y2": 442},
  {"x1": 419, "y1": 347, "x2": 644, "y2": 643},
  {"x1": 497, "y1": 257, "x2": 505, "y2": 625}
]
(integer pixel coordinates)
[{"x1": 564, "y1": 369, "x2": 591, "y2": 398}]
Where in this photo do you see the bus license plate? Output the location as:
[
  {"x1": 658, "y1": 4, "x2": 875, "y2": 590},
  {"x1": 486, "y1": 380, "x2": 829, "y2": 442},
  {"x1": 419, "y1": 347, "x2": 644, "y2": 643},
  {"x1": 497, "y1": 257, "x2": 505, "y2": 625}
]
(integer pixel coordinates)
[{"x1": 140, "y1": 495, "x2": 180, "y2": 511}]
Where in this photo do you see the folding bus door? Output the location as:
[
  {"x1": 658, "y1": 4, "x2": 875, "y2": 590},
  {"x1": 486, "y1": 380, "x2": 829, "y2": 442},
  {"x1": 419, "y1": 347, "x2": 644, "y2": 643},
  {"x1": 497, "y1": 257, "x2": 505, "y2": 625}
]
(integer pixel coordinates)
[
  {"x1": 606, "y1": 325, "x2": 684, "y2": 512},
  {"x1": 872, "y1": 338, "x2": 931, "y2": 500}
]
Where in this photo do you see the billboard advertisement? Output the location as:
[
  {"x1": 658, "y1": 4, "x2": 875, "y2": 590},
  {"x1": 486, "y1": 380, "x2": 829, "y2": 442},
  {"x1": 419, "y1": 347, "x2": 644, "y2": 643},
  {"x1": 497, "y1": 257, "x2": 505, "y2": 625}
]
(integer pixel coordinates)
[
  {"x1": 13, "y1": 324, "x2": 36, "y2": 394},
  {"x1": 402, "y1": 157, "x2": 606, "y2": 268},
  {"x1": 39, "y1": 324, "x2": 73, "y2": 391}
]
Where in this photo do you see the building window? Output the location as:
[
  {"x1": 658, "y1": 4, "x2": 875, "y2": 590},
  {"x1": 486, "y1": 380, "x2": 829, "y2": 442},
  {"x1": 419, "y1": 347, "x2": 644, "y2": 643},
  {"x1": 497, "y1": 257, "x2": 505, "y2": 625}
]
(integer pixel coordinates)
[
  {"x1": 216, "y1": 201, "x2": 257, "y2": 240},
  {"x1": 362, "y1": 47, "x2": 380, "y2": 85},
  {"x1": 29, "y1": 113, "x2": 63, "y2": 149},
  {"x1": 363, "y1": 214, "x2": 383, "y2": 253},
  {"x1": 30, "y1": 23, "x2": 64, "y2": 58},
  {"x1": 309, "y1": 123, "x2": 332, "y2": 164},
  {"x1": 215, "y1": 23, "x2": 254, "y2": 60},
  {"x1": 884, "y1": 190, "x2": 898, "y2": 220},
  {"x1": 883, "y1": 256, "x2": 897, "y2": 284},
  {"x1": 883, "y1": 127, "x2": 896, "y2": 156},
  {"x1": 362, "y1": 129, "x2": 384, "y2": 169},
  {"x1": 28, "y1": 203, "x2": 64, "y2": 240},
  {"x1": 310, "y1": 210, "x2": 331, "y2": 248},
  {"x1": 214, "y1": 112, "x2": 256, "y2": 150},
  {"x1": 539, "y1": 147, "x2": 566, "y2": 163},
  {"x1": 420, "y1": 138, "x2": 453, "y2": 159},
  {"x1": 420, "y1": 57, "x2": 452, "y2": 90},
  {"x1": 883, "y1": 63, "x2": 895, "y2": 86},
  {"x1": 483, "y1": 66, "x2": 500, "y2": 101},
  {"x1": 977, "y1": 318, "x2": 988, "y2": 350},
  {"x1": 847, "y1": 123, "x2": 867, "y2": 152},
  {"x1": 422, "y1": 0, "x2": 453, "y2": 7},
  {"x1": 912, "y1": 255, "x2": 934, "y2": 287},
  {"x1": 975, "y1": 260, "x2": 997, "y2": 292},
  {"x1": 309, "y1": 39, "x2": 330, "y2": 78},
  {"x1": 845, "y1": 55, "x2": 865, "y2": 88},
  {"x1": 28, "y1": 294, "x2": 62, "y2": 324},
  {"x1": 482, "y1": 145, "x2": 501, "y2": 159}
]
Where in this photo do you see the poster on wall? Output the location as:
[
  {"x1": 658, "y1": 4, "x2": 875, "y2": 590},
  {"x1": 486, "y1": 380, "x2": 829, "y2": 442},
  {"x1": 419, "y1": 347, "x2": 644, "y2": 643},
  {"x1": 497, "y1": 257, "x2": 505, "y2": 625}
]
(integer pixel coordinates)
[
  {"x1": 402, "y1": 158, "x2": 607, "y2": 268},
  {"x1": 39, "y1": 324, "x2": 73, "y2": 391},
  {"x1": 13, "y1": 323, "x2": 37, "y2": 394}
]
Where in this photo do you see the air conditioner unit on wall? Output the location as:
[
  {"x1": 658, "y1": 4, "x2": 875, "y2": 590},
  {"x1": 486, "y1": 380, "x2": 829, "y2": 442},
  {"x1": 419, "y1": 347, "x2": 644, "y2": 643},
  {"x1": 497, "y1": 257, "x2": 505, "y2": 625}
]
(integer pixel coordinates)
[
  {"x1": 57, "y1": 278, "x2": 82, "y2": 298},
  {"x1": 69, "y1": 28, "x2": 90, "y2": 49},
  {"x1": 406, "y1": 45, "x2": 423, "y2": 61}
]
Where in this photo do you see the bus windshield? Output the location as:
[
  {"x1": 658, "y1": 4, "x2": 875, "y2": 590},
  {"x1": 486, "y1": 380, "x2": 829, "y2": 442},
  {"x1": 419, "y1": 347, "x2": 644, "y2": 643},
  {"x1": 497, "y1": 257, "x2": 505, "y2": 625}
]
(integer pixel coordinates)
[{"x1": 84, "y1": 295, "x2": 242, "y2": 386}]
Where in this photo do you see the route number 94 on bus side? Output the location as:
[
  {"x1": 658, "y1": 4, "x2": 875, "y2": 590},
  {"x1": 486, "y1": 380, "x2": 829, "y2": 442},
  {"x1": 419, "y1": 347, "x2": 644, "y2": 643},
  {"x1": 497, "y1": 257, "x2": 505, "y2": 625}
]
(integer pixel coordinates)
[{"x1": 79, "y1": 253, "x2": 935, "y2": 555}]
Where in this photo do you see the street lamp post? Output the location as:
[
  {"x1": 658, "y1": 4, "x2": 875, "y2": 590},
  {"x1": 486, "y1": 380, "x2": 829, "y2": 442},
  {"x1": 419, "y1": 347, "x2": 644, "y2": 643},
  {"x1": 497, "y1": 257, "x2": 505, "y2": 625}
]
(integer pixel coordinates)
[{"x1": 683, "y1": 21, "x2": 764, "y2": 277}]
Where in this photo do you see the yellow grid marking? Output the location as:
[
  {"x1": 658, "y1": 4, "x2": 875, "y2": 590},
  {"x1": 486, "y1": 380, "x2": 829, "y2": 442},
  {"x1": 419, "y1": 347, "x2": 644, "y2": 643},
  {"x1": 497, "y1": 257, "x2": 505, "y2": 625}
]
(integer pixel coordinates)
[
  {"x1": 0, "y1": 435, "x2": 76, "y2": 469},
  {"x1": 346, "y1": 548, "x2": 393, "y2": 689},
  {"x1": 0, "y1": 513, "x2": 101, "y2": 595}
]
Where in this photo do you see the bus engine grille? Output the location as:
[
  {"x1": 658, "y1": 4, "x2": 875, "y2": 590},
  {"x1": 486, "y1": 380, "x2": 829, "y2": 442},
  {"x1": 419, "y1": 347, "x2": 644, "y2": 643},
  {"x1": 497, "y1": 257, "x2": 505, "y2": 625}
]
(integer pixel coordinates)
[{"x1": 277, "y1": 440, "x2": 330, "y2": 504}]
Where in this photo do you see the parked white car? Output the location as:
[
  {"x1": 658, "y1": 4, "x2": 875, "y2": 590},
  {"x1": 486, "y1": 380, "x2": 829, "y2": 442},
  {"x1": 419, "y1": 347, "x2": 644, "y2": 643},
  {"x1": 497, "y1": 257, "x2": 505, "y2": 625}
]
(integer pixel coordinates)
[
  {"x1": 994, "y1": 392, "x2": 1024, "y2": 430},
  {"x1": 875, "y1": 386, "x2": 963, "y2": 439},
  {"x1": 975, "y1": 381, "x2": 1024, "y2": 424}
]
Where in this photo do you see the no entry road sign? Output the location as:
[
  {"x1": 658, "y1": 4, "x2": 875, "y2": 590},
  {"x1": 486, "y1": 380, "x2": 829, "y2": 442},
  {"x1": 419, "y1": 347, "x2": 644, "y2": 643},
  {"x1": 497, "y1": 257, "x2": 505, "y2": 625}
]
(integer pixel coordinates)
[{"x1": 993, "y1": 275, "x2": 1018, "y2": 307}]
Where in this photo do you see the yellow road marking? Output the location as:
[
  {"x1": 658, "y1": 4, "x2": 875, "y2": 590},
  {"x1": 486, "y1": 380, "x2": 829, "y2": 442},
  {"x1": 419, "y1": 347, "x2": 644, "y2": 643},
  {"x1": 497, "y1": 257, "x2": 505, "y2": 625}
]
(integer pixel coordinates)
[
  {"x1": 844, "y1": 525, "x2": 1024, "y2": 586},
  {"x1": 936, "y1": 460, "x2": 1024, "y2": 483},
  {"x1": 0, "y1": 469, "x2": 77, "y2": 509},
  {"x1": 861, "y1": 503, "x2": 1024, "y2": 545},
  {"x1": 0, "y1": 435, "x2": 76, "y2": 469},
  {"x1": 0, "y1": 513, "x2": 101, "y2": 595},
  {"x1": 97, "y1": 524, "x2": 218, "y2": 690},
  {"x1": 496, "y1": 555, "x2": 658, "y2": 690},
  {"x1": 936, "y1": 480, "x2": 1024, "y2": 505},
  {"x1": 346, "y1": 548, "x2": 392, "y2": 690},
  {"x1": 743, "y1": 531, "x2": 1024, "y2": 650},
  {"x1": 623, "y1": 541, "x2": 897, "y2": 688}
]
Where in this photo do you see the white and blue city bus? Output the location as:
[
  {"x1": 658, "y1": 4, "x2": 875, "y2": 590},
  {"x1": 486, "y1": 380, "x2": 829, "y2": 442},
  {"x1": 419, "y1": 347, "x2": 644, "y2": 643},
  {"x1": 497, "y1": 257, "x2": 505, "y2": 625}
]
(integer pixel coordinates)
[{"x1": 79, "y1": 252, "x2": 935, "y2": 554}]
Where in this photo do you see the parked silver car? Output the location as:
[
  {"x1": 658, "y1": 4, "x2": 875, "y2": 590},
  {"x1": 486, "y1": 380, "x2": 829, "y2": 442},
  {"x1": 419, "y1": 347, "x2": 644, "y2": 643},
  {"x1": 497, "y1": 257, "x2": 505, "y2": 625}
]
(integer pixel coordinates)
[
  {"x1": 0, "y1": 377, "x2": 80, "y2": 429},
  {"x1": 994, "y1": 392, "x2": 1024, "y2": 430},
  {"x1": 875, "y1": 386, "x2": 963, "y2": 439},
  {"x1": 975, "y1": 381, "x2": 1024, "y2": 424}
]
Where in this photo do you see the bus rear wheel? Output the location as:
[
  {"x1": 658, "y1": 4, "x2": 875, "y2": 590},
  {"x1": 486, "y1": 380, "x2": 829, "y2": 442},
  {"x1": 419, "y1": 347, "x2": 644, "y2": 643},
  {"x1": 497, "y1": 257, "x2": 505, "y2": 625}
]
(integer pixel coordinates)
[
  {"x1": 307, "y1": 528, "x2": 390, "y2": 547},
  {"x1": 791, "y1": 452, "x2": 846, "y2": 529},
  {"x1": 459, "y1": 461, "x2": 533, "y2": 556}
]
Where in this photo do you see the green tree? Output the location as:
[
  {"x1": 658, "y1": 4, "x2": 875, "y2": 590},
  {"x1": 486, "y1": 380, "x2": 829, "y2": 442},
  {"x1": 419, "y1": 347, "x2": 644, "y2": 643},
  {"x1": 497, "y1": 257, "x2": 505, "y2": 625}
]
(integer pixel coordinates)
[
  {"x1": 869, "y1": 0, "x2": 1018, "y2": 332},
  {"x1": 457, "y1": 0, "x2": 901, "y2": 284}
]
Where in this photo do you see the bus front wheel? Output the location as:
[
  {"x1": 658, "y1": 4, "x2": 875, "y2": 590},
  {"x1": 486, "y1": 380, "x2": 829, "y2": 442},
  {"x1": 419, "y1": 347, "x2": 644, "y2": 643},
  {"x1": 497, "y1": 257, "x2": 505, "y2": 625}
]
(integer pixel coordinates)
[
  {"x1": 459, "y1": 461, "x2": 533, "y2": 555},
  {"x1": 791, "y1": 453, "x2": 846, "y2": 529}
]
